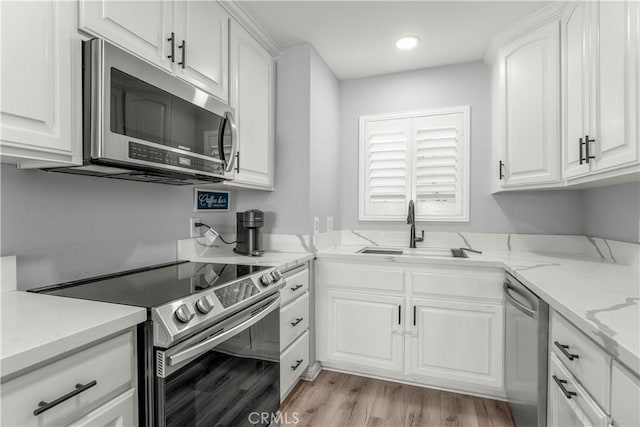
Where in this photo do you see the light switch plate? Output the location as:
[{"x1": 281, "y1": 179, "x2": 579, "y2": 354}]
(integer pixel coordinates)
[
  {"x1": 313, "y1": 217, "x2": 320, "y2": 234},
  {"x1": 326, "y1": 216, "x2": 334, "y2": 232}
]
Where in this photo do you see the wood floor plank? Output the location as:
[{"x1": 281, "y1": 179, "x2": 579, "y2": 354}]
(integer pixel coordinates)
[{"x1": 281, "y1": 371, "x2": 515, "y2": 427}]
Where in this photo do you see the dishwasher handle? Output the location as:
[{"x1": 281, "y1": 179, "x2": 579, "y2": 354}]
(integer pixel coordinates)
[{"x1": 504, "y1": 281, "x2": 537, "y2": 319}]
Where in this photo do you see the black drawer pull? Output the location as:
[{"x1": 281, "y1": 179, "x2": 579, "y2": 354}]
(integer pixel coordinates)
[
  {"x1": 554, "y1": 341, "x2": 579, "y2": 361},
  {"x1": 178, "y1": 40, "x2": 186, "y2": 68},
  {"x1": 290, "y1": 284, "x2": 303, "y2": 292},
  {"x1": 553, "y1": 375, "x2": 577, "y2": 399},
  {"x1": 33, "y1": 380, "x2": 97, "y2": 416},
  {"x1": 291, "y1": 359, "x2": 304, "y2": 371},
  {"x1": 167, "y1": 32, "x2": 175, "y2": 62},
  {"x1": 585, "y1": 135, "x2": 596, "y2": 163},
  {"x1": 291, "y1": 318, "x2": 303, "y2": 327}
]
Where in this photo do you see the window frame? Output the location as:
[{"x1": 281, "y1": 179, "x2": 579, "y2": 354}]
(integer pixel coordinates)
[{"x1": 358, "y1": 105, "x2": 471, "y2": 222}]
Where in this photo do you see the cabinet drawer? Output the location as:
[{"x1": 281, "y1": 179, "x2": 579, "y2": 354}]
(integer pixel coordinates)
[
  {"x1": 548, "y1": 353, "x2": 608, "y2": 427},
  {"x1": 281, "y1": 330, "x2": 309, "y2": 399},
  {"x1": 550, "y1": 311, "x2": 610, "y2": 411},
  {"x1": 280, "y1": 268, "x2": 309, "y2": 306},
  {"x1": 411, "y1": 269, "x2": 503, "y2": 301},
  {"x1": 280, "y1": 293, "x2": 309, "y2": 351},
  {"x1": 611, "y1": 361, "x2": 640, "y2": 427},
  {"x1": 316, "y1": 261, "x2": 404, "y2": 292},
  {"x1": 1, "y1": 331, "x2": 134, "y2": 427}
]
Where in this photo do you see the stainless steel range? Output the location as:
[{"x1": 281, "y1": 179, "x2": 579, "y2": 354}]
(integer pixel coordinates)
[{"x1": 35, "y1": 261, "x2": 285, "y2": 427}]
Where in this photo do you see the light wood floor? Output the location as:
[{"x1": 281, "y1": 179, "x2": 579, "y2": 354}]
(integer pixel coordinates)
[{"x1": 280, "y1": 370, "x2": 515, "y2": 427}]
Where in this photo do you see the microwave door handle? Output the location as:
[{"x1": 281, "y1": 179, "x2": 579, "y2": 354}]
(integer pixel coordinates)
[
  {"x1": 224, "y1": 112, "x2": 239, "y2": 173},
  {"x1": 168, "y1": 296, "x2": 280, "y2": 367}
]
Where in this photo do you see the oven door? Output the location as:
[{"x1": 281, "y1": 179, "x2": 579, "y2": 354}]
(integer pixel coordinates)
[{"x1": 155, "y1": 295, "x2": 280, "y2": 427}]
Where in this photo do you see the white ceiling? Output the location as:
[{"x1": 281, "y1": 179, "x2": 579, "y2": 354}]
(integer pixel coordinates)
[{"x1": 239, "y1": 1, "x2": 549, "y2": 80}]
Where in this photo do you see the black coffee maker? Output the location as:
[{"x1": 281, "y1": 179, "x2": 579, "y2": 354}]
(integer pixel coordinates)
[{"x1": 234, "y1": 210, "x2": 265, "y2": 256}]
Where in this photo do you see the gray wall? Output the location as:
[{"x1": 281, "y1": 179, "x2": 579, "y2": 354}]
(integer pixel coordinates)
[
  {"x1": 309, "y1": 47, "x2": 341, "y2": 232},
  {"x1": 583, "y1": 182, "x2": 640, "y2": 243},
  {"x1": 0, "y1": 165, "x2": 236, "y2": 290},
  {"x1": 339, "y1": 61, "x2": 585, "y2": 234}
]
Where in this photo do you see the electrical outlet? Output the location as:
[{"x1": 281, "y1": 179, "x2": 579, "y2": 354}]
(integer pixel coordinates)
[
  {"x1": 313, "y1": 217, "x2": 320, "y2": 235},
  {"x1": 190, "y1": 217, "x2": 201, "y2": 238},
  {"x1": 326, "y1": 216, "x2": 334, "y2": 232}
]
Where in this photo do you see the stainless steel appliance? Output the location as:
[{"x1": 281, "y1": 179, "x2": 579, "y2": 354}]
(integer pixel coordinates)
[
  {"x1": 48, "y1": 39, "x2": 238, "y2": 185},
  {"x1": 35, "y1": 261, "x2": 285, "y2": 426},
  {"x1": 235, "y1": 210, "x2": 265, "y2": 257},
  {"x1": 504, "y1": 273, "x2": 549, "y2": 427}
]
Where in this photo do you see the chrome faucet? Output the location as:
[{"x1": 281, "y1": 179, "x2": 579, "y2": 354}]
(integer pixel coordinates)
[{"x1": 407, "y1": 200, "x2": 424, "y2": 248}]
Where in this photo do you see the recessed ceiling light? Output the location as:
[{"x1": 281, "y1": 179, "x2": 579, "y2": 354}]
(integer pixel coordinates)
[{"x1": 396, "y1": 36, "x2": 419, "y2": 50}]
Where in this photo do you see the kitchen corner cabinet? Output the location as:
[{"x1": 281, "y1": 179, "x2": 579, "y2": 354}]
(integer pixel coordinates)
[
  {"x1": 494, "y1": 18, "x2": 561, "y2": 190},
  {"x1": 563, "y1": 0, "x2": 639, "y2": 183},
  {"x1": 228, "y1": 21, "x2": 275, "y2": 189},
  {"x1": 0, "y1": 0, "x2": 82, "y2": 168},
  {"x1": 79, "y1": 0, "x2": 229, "y2": 102}
]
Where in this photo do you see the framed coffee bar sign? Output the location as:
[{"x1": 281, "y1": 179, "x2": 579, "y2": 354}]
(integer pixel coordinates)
[{"x1": 194, "y1": 189, "x2": 230, "y2": 212}]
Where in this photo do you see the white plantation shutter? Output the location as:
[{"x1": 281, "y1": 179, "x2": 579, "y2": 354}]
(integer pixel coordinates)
[
  {"x1": 360, "y1": 118, "x2": 411, "y2": 219},
  {"x1": 359, "y1": 107, "x2": 469, "y2": 221}
]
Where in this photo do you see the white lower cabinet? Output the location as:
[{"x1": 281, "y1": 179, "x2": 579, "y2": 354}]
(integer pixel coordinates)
[
  {"x1": 548, "y1": 353, "x2": 608, "y2": 427},
  {"x1": 1, "y1": 329, "x2": 137, "y2": 427},
  {"x1": 281, "y1": 331, "x2": 310, "y2": 399},
  {"x1": 611, "y1": 360, "x2": 640, "y2": 427},
  {"x1": 316, "y1": 259, "x2": 505, "y2": 398},
  {"x1": 320, "y1": 290, "x2": 404, "y2": 373},
  {"x1": 409, "y1": 298, "x2": 504, "y2": 390}
]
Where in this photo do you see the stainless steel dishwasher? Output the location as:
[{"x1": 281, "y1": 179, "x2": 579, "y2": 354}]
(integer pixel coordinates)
[{"x1": 504, "y1": 273, "x2": 549, "y2": 427}]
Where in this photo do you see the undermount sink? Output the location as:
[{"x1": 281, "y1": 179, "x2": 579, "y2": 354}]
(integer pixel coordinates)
[{"x1": 358, "y1": 247, "x2": 465, "y2": 258}]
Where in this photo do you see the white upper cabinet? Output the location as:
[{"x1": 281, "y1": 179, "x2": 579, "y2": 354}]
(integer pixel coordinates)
[
  {"x1": 496, "y1": 19, "x2": 561, "y2": 188},
  {"x1": 0, "y1": 1, "x2": 82, "y2": 167},
  {"x1": 562, "y1": 0, "x2": 639, "y2": 182},
  {"x1": 229, "y1": 21, "x2": 275, "y2": 188},
  {"x1": 79, "y1": 0, "x2": 229, "y2": 102},
  {"x1": 79, "y1": 0, "x2": 172, "y2": 71},
  {"x1": 174, "y1": 1, "x2": 229, "y2": 102}
]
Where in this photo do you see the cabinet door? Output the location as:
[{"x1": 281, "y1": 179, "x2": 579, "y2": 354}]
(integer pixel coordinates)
[
  {"x1": 229, "y1": 21, "x2": 275, "y2": 188},
  {"x1": 319, "y1": 290, "x2": 404, "y2": 373},
  {"x1": 79, "y1": 0, "x2": 172, "y2": 71},
  {"x1": 563, "y1": 2, "x2": 593, "y2": 179},
  {"x1": 500, "y1": 20, "x2": 561, "y2": 187},
  {"x1": 0, "y1": 1, "x2": 81, "y2": 166},
  {"x1": 68, "y1": 389, "x2": 136, "y2": 427},
  {"x1": 611, "y1": 360, "x2": 640, "y2": 427},
  {"x1": 409, "y1": 298, "x2": 504, "y2": 390},
  {"x1": 547, "y1": 354, "x2": 608, "y2": 427},
  {"x1": 591, "y1": 0, "x2": 639, "y2": 171},
  {"x1": 174, "y1": 1, "x2": 229, "y2": 102}
]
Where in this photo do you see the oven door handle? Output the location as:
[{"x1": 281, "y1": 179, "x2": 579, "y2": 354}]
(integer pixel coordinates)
[{"x1": 168, "y1": 296, "x2": 280, "y2": 367}]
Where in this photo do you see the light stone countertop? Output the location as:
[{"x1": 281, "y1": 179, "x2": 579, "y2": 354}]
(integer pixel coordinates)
[
  {"x1": 316, "y1": 245, "x2": 640, "y2": 375},
  {"x1": 1, "y1": 291, "x2": 146, "y2": 379}
]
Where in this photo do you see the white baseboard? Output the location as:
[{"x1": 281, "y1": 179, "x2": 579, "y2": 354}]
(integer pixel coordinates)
[{"x1": 301, "y1": 361, "x2": 322, "y2": 381}]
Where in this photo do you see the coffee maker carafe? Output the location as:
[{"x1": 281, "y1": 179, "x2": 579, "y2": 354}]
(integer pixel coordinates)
[{"x1": 234, "y1": 210, "x2": 265, "y2": 256}]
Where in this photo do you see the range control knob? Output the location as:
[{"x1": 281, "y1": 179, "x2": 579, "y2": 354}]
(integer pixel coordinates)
[
  {"x1": 260, "y1": 272, "x2": 274, "y2": 286},
  {"x1": 196, "y1": 295, "x2": 215, "y2": 314},
  {"x1": 174, "y1": 303, "x2": 195, "y2": 323},
  {"x1": 271, "y1": 270, "x2": 283, "y2": 281}
]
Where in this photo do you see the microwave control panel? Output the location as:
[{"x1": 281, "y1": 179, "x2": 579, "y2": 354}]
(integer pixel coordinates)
[{"x1": 129, "y1": 142, "x2": 224, "y2": 174}]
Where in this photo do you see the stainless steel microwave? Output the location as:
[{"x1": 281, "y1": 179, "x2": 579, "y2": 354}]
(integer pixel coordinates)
[{"x1": 50, "y1": 39, "x2": 237, "y2": 185}]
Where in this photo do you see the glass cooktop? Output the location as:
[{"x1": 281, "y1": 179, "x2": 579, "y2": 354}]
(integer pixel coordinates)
[{"x1": 37, "y1": 261, "x2": 268, "y2": 308}]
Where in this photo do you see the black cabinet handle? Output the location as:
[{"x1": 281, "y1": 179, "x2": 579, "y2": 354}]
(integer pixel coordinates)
[
  {"x1": 553, "y1": 375, "x2": 577, "y2": 399},
  {"x1": 499, "y1": 160, "x2": 505, "y2": 180},
  {"x1": 291, "y1": 317, "x2": 303, "y2": 327},
  {"x1": 291, "y1": 359, "x2": 304, "y2": 371},
  {"x1": 585, "y1": 135, "x2": 595, "y2": 163},
  {"x1": 235, "y1": 152, "x2": 240, "y2": 173},
  {"x1": 290, "y1": 284, "x2": 303, "y2": 292},
  {"x1": 398, "y1": 305, "x2": 401, "y2": 325},
  {"x1": 33, "y1": 381, "x2": 97, "y2": 416},
  {"x1": 579, "y1": 137, "x2": 585, "y2": 164},
  {"x1": 167, "y1": 32, "x2": 175, "y2": 62},
  {"x1": 178, "y1": 40, "x2": 186, "y2": 68},
  {"x1": 413, "y1": 306, "x2": 416, "y2": 326},
  {"x1": 554, "y1": 341, "x2": 579, "y2": 361}
]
